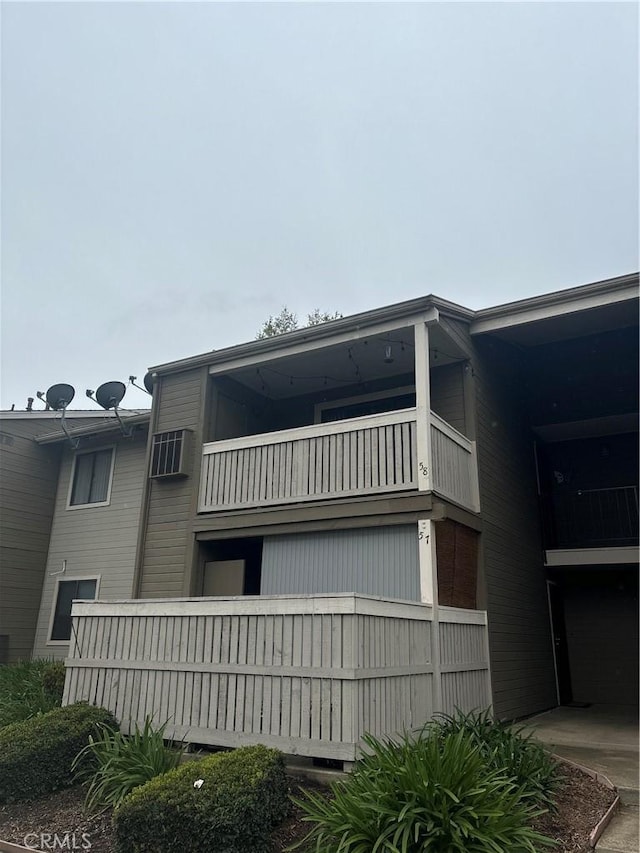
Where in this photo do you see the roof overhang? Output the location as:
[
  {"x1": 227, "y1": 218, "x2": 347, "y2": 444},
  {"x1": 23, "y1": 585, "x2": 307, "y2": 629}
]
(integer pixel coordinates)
[
  {"x1": 149, "y1": 295, "x2": 473, "y2": 377},
  {"x1": 470, "y1": 273, "x2": 638, "y2": 345},
  {"x1": 0, "y1": 410, "x2": 121, "y2": 421},
  {"x1": 137, "y1": 272, "x2": 639, "y2": 378},
  {"x1": 532, "y1": 413, "x2": 639, "y2": 443},
  {"x1": 36, "y1": 411, "x2": 151, "y2": 444}
]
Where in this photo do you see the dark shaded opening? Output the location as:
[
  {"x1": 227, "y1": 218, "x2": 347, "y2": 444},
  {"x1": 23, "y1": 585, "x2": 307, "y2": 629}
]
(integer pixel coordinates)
[{"x1": 199, "y1": 537, "x2": 263, "y2": 595}]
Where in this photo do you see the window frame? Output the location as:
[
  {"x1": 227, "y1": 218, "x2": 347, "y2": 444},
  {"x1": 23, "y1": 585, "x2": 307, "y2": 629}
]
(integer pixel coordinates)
[
  {"x1": 66, "y1": 445, "x2": 116, "y2": 510},
  {"x1": 47, "y1": 575, "x2": 101, "y2": 646}
]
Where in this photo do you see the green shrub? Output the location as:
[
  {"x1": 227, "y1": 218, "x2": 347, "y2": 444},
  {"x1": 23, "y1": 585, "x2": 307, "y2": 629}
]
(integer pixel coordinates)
[
  {"x1": 293, "y1": 728, "x2": 554, "y2": 853},
  {"x1": 113, "y1": 745, "x2": 289, "y2": 853},
  {"x1": 0, "y1": 702, "x2": 117, "y2": 803},
  {"x1": 73, "y1": 716, "x2": 184, "y2": 812},
  {"x1": 0, "y1": 659, "x2": 66, "y2": 728},
  {"x1": 435, "y1": 709, "x2": 560, "y2": 810},
  {"x1": 42, "y1": 660, "x2": 67, "y2": 703}
]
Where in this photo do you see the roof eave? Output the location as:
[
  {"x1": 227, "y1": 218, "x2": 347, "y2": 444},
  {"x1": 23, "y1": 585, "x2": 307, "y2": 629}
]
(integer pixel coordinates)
[
  {"x1": 149, "y1": 294, "x2": 473, "y2": 377},
  {"x1": 470, "y1": 272, "x2": 639, "y2": 335},
  {"x1": 35, "y1": 412, "x2": 151, "y2": 444}
]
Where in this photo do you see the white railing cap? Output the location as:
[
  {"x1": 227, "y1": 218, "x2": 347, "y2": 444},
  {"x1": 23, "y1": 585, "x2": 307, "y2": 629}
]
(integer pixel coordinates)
[{"x1": 71, "y1": 592, "x2": 435, "y2": 621}]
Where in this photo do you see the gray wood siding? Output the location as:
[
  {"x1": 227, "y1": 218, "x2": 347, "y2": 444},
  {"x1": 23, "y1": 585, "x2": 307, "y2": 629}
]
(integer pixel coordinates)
[
  {"x1": 139, "y1": 368, "x2": 207, "y2": 597},
  {"x1": 0, "y1": 419, "x2": 63, "y2": 661},
  {"x1": 32, "y1": 432, "x2": 148, "y2": 659},
  {"x1": 430, "y1": 363, "x2": 466, "y2": 436},
  {"x1": 471, "y1": 332, "x2": 557, "y2": 719},
  {"x1": 260, "y1": 525, "x2": 420, "y2": 601}
]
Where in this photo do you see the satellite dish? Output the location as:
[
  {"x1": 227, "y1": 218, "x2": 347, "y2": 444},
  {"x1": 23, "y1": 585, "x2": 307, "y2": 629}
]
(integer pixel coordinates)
[
  {"x1": 95, "y1": 381, "x2": 126, "y2": 410},
  {"x1": 143, "y1": 372, "x2": 155, "y2": 395},
  {"x1": 46, "y1": 383, "x2": 75, "y2": 411}
]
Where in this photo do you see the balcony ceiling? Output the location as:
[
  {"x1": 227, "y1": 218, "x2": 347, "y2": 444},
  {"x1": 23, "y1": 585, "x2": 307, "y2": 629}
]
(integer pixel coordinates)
[{"x1": 223, "y1": 324, "x2": 463, "y2": 400}]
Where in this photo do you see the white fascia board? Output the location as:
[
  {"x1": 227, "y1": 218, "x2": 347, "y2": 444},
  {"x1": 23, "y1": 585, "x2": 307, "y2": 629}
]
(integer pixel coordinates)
[
  {"x1": 208, "y1": 309, "x2": 440, "y2": 377},
  {"x1": 149, "y1": 298, "x2": 453, "y2": 377},
  {"x1": 470, "y1": 277, "x2": 639, "y2": 336},
  {"x1": 0, "y1": 410, "x2": 118, "y2": 420},
  {"x1": 35, "y1": 412, "x2": 150, "y2": 444}
]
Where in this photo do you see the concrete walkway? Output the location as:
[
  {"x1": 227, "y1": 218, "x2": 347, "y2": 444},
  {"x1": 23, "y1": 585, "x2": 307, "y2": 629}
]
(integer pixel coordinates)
[{"x1": 523, "y1": 706, "x2": 639, "y2": 853}]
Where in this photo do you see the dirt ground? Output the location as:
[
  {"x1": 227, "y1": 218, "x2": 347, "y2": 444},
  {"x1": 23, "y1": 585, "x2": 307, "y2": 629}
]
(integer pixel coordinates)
[{"x1": 0, "y1": 760, "x2": 616, "y2": 852}]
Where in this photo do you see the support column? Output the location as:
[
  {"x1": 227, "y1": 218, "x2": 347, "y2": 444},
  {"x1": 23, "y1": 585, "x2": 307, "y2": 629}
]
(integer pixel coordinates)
[
  {"x1": 414, "y1": 320, "x2": 433, "y2": 493},
  {"x1": 462, "y1": 360, "x2": 481, "y2": 513},
  {"x1": 418, "y1": 517, "x2": 442, "y2": 713}
]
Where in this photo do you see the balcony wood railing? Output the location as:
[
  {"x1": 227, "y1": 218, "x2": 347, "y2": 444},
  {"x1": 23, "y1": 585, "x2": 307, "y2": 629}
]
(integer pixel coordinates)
[
  {"x1": 549, "y1": 485, "x2": 639, "y2": 548},
  {"x1": 430, "y1": 412, "x2": 479, "y2": 512},
  {"x1": 199, "y1": 408, "x2": 479, "y2": 513}
]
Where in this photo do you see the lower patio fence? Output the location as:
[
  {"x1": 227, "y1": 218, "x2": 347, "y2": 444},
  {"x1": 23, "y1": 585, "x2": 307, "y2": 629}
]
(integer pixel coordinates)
[{"x1": 63, "y1": 594, "x2": 491, "y2": 764}]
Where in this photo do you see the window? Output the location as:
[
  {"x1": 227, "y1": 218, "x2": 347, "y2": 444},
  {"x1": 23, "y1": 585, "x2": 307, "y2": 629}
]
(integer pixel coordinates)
[
  {"x1": 68, "y1": 448, "x2": 114, "y2": 507},
  {"x1": 150, "y1": 430, "x2": 190, "y2": 478},
  {"x1": 314, "y1": 386, "x2": 416, "y2": 424},
  {"x1": 50, "y1": 578, "x2": 98, "y2": 642}
]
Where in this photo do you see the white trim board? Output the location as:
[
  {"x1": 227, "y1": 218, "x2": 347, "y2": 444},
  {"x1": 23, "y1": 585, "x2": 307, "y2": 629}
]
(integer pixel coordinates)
[
  {"x1": 470, "y1": 277, "x2": 638, "y2": 335},
  {"x1": 207, "y1": 311, "x2": 440, "y2": 376},
  {"x1": 545, "y1": 547, "x2": 639, "y2": 566},
  {"x1": 71, "y1": 593, "x2": 435, "y2": 621},
  {"x1": 533, "y1": 414, "x2": 638, "y2": 443}
]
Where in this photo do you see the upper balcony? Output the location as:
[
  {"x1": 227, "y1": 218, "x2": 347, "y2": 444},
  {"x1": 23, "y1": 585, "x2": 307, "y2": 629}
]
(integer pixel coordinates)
[
  {"x1": 536, "y1": 431, "x2": 639, "y2": 566},
  {"x1": 195, "y1": 311, "x2": 480, "y2": 516},
  {"x1": 200, "y1": 406, "x2": 479, "y2": 514}
]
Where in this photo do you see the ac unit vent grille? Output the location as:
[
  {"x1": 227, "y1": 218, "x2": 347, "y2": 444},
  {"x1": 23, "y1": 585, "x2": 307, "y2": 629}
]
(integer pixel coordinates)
[{"x1": 150, "y1": 429, "x2": 190, "y2": 478}]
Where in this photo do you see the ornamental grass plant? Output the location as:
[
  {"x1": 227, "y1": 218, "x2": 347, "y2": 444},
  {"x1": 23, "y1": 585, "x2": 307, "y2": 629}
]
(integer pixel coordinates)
[
  {"x1": 292, "y1": 723, "x2": 555, "y2": 853},
  {"x1": 0, "y1": 659, "x2": 66, "y2": 728},
  {"x1": 434, "y1": 709, "x2": 560, "y2": 810},
  {"x1": 72, "y1": 716, "x2": 184, "y2": 812}
]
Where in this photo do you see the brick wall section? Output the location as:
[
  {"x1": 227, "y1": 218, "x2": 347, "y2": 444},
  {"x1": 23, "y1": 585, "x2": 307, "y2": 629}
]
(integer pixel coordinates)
[{"x1": 436, "y1": 519, "x2": 478, "y2": 609}]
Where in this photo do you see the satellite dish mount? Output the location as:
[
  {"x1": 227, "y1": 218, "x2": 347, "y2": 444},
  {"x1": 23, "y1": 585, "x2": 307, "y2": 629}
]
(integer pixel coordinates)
[
  {"x1": 45, "y1": 384, "x2": 78, "y2": 448},
  {"x1": 128, "y1": 373, "x2": 154, "y2": 396},
  {"x1": 86, "y1": 381, "x2": 132, "y2": 436}
]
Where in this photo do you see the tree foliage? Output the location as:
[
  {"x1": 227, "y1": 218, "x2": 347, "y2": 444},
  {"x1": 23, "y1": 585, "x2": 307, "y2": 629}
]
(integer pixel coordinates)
[
  {"x1": 256, "y1": 307, "x2": 342, "y2": 339},
  {"x1": 306, "y1": 308, "x2": 343, "y2": 327}
]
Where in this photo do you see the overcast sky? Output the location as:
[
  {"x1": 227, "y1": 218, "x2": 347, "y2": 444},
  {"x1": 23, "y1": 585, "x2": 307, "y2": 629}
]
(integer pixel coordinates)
[{"x1": 1, "y1": 1, "x2": 637, "y2": 412}]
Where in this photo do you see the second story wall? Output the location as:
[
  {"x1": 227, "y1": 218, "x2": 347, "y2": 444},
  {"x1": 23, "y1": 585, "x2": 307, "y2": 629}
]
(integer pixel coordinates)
[
  {"x1": 138, "y1": 367, "x2": 209, "y2": 597},
  {"x1": 32, "y1": 428, "x2": 148, "y2": 659},
  {"x1": 430, "y1": 363, "x2": 466, "y2": 435},
  {"x1": 138, "y1": 350, "x2": 470, "y2": 597},
  {"x1": 471, "y1": 332, "x2": 557, "y2": 720}
]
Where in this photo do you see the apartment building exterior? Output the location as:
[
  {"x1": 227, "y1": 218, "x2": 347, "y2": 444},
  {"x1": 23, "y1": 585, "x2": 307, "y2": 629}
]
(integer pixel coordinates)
[{"x1": 3, "y1": 273, "x2": 636, "y2": 765}]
